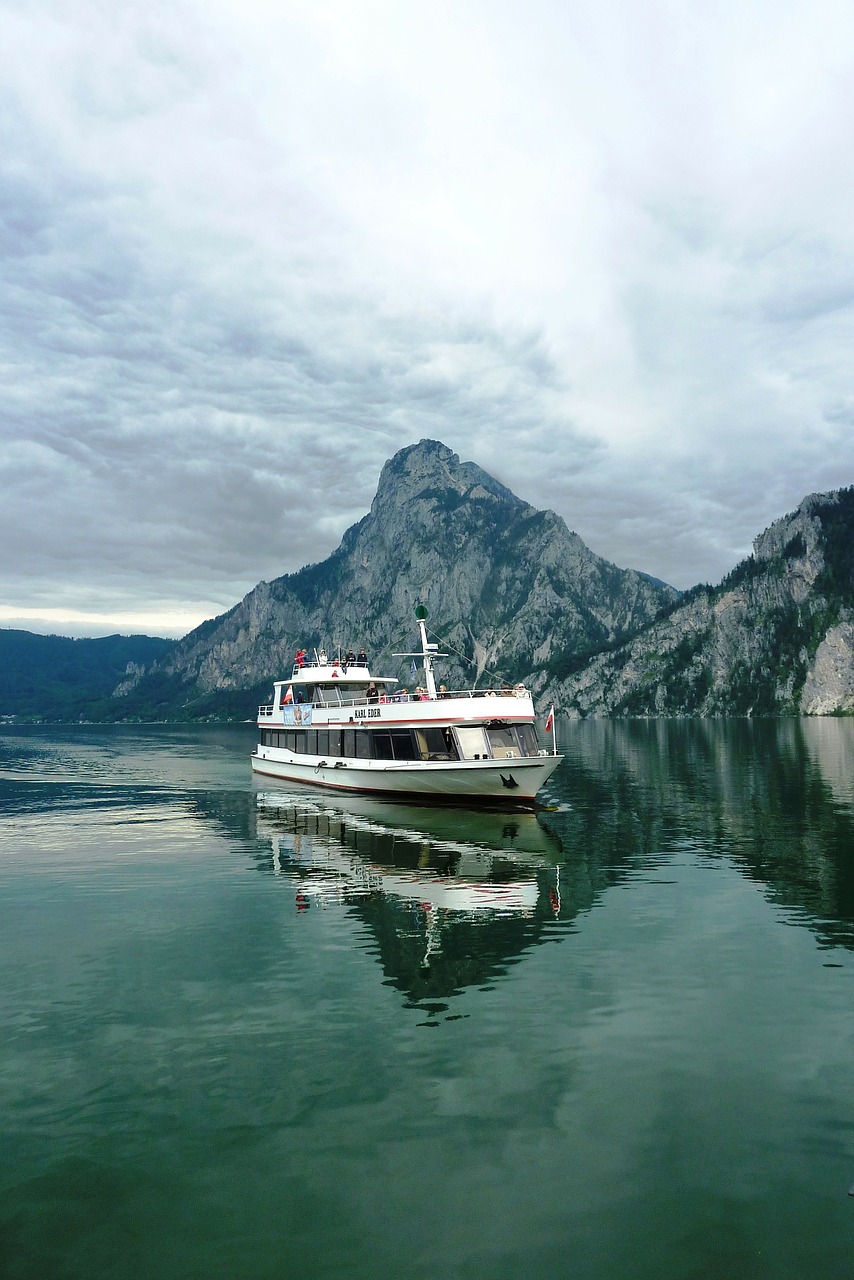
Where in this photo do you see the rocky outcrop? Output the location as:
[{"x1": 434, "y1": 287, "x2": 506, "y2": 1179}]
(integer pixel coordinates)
[
  {"x1": 116, "y1": 439, "x2": 677, "y2": 718},
  {"x1": 801, "y1": 623, "x2": 854, "y2": 714},
  {"x1": 111, "y1": 661, "x2": 146, "y2": 697},
  {"x1": 547, "y1": 487, "x2": 854, "y2": 717}
]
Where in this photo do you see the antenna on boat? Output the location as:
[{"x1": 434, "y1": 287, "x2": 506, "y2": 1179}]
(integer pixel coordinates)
[
  {"x1": 415, "y1": 604, "x2": 438, "y2": 700},
  {"x1": 392, "y1": 604, "x2": 448, "y2": 698}
]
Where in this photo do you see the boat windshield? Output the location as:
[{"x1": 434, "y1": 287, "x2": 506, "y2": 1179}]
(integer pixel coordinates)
[
  {"x1": 315, "y1": 685, "x2": 343, "y2": 706},
  {"x1": 456, "y1": 724, "x2": 539, "y2": 760},
  {"x1": 455, "y1": 726, "x2": 489, "y2": 760},
  {"x1": 286, "y1": 682, "x2": 392, "y2": 708}
]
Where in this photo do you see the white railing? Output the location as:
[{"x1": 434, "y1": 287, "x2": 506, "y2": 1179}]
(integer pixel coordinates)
[
  {"x1": 290, "y1": 659, "x2": 370, "y2": 676},
  {"x1": 258, "y1": 688, "x2": 530, "y2": 716}
]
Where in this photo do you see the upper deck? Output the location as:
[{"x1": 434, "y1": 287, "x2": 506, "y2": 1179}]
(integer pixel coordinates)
[
  {"x1": 259, "y1": 620, "x2": 537, "y2": 730},
  {"x1": 258, "y1": 683, "x2": 536, "y2": 728}
]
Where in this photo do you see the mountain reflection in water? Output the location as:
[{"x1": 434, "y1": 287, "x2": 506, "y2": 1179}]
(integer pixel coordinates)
[
  {"x1": 554, "y1": 717, "x2": 854, "y2": 950},
  {"x1": 255, "y1": 789, "x2": 567, "y2": 1003}
]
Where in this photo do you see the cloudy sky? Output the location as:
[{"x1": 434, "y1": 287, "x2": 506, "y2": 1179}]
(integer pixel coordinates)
[{"x1": 4, "y1": 0, "x2": 854, "y2": 637}]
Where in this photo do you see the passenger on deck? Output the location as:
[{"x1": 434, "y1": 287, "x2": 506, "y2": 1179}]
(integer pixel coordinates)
[
  {"x1": 295, "y1": 648, "x2": 307, "y2": 668},
  {"x1": 366, "y1": 682, "x2": 379, "y2": 702},
  {"x1": 357, "y1": 648, "x2": 367, "y2": 666}
]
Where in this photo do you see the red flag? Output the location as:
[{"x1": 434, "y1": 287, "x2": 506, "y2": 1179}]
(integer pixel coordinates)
[
  {"x1": 283, "y1": 687, "x2": 293, "y2": 705},
  {"x1": 544, "y1": 705, "x2": 554, "y2": 733}
]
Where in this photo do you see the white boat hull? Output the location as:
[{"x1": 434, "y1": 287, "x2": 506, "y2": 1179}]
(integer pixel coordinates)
[{"x1": 251, "y1": 748, "x2": 561, "y2": 804}]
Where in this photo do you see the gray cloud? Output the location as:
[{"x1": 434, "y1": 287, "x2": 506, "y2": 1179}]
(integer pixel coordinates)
[{"x1": 3, "y1": 0, "x2": 854, "y2": 633}]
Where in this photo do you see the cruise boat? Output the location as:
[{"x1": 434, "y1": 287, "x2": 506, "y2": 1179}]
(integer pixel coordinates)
[{"x1": 251, "y1": 605, "x2": 562, "y2": 804}]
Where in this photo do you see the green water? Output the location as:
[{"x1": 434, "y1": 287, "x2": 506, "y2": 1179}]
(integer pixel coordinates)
[{"x1": 1, "y1": 720, "x2": 853, "y2": 1279}]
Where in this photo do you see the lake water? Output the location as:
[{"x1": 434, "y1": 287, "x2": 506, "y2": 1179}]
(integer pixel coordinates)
[{"x1": 2, "y1": 719, "x2": 854, "y2": 1279}]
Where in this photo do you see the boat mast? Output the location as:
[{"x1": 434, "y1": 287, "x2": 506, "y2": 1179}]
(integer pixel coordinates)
[{"x1": 415, "y1": 604, "x2": 439, "y2": 699}]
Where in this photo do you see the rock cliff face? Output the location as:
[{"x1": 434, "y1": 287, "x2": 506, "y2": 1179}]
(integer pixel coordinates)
[
  {"x1": 547, "y1": 487, "x2": 854, "y2": 716},
  {"x1": 116, "y1": 439, "x2": 677, "y2": 718}
]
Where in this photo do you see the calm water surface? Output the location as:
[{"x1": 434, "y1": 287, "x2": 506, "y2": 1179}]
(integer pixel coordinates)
[{"x1": 2, "y1": 719, "x2": 854, "y2": 1279}]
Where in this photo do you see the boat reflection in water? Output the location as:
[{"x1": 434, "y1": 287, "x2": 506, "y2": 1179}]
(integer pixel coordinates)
[{"x1": 255, "y1": 788, "x2": 564, "y2": 1007}]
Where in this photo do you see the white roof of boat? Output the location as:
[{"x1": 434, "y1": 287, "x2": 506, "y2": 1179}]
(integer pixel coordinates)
[{"x1": 276, "y1": 665, "x2": 397, "y2": 686}]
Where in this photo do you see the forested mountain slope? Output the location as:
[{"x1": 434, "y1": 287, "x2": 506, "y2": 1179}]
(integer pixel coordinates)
[{"x1": 0, "y1": 631, "x2": 173, "y2": 720}]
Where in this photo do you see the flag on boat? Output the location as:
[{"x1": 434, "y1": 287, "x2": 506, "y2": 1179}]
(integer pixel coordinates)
[
  {"x1": 283, "y1": 687, "x2": 293, "y2": 705},
  {"x1": 544, "y1": 705, "x2": 554, "y2": 733}
]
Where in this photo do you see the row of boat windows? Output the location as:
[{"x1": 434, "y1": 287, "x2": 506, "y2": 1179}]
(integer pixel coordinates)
[
  {"x1": 261, "y1": 726, "x2": 455, "y2": 761},
  {"x1": 287, "y1": 685, "x2": 367, "y2": 707},
  {"x1": 259, "y1": 723, "x2": 540, "y2": 762}
]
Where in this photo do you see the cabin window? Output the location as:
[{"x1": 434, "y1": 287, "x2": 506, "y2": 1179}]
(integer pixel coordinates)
[
  {"x1": 486, "y1": 726, "x2": 520, "y2": 760},
  {"x1": 343, "y1": 729, "x2": 357, "y2": 758},
  {"x1": 371, "y1": 730, "x2": 395, "y2": 760},
  {"x1": 414, "y1": 727, "x2": 456, "y2": 760},
  {"x1": 454, "y1": 726, "x2": 490, "y2": 760},
  {"x1": 355, "y1": 731, "x2": 371, "y2": 760},
  {"x1": 317, "y1": 685, "x2": 341, "y2": 706},
  {"x1": 367, "y1": 729, "x2": 417, "y2": 760},
  {"x1": 516, "y1": 725, "x2": 539, "y2": 757},
  {"x1": 316, "y1": 730, "x2": 330, "y2": 756},
  {"x1": 289, "y1": 730, "x2": 307, "y2": 754},
  {"x1": 390, "y1": 730, "x2": 416, "y2": 759}
]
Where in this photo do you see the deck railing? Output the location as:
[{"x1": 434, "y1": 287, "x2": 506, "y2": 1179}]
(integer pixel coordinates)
[
  {"x1": 257, "y1": 688, "x2": 529, "y2": 716},
  {"x1": 290, "y1": 660, "x2": 370, "y2": 676}
]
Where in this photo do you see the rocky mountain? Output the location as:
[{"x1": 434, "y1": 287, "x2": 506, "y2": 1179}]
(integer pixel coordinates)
[
  {"x1": 112, "y1": 439, "x2": 678, "y2": 720},
  {"x1": 548, "y1": 487, "x2": 854, "y2": 716}
]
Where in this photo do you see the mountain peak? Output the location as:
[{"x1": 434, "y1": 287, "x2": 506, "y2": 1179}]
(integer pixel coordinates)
[
  {"x1": 101, "y1": 440, "x2": 677, "y2": 719},
  {"x1": 374, "y1": 438, "x2": 526, "y2": 511},
  {"x1": 753, "y1": 487, "x2": 841, "y2": 564},
  {"x1": 555, "y1": 484, "x2": 854, "y2": 717}
]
